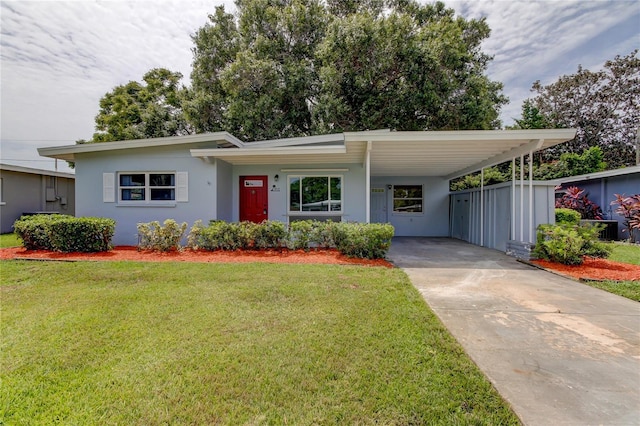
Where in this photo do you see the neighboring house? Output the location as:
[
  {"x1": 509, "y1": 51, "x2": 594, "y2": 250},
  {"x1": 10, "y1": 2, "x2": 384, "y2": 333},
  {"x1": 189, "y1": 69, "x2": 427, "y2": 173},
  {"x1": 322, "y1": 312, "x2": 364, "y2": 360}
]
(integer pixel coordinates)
[
  {"x1": 554, "y1": 165, "x2": 640, "y2": 241},
  {"x1": 0, "y1": 163, "x2": 76, "y2": 234},
  {"x1": 38, "y1": 129, "x2": 576, "y2": 250}
]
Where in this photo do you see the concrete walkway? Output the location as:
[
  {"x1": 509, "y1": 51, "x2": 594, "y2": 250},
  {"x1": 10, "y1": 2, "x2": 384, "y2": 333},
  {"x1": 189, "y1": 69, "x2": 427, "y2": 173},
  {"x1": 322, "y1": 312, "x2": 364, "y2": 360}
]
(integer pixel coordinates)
[{"x1": 387, "y1": 237, "x2": 640, "y2": 426}]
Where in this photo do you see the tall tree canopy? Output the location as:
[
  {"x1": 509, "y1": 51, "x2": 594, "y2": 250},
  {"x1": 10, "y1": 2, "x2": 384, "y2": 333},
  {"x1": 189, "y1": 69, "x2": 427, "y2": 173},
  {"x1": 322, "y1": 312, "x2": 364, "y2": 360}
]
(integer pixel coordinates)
[
  {"x1": 186, "y1": 0, "x2": 507, "y2": 141},
  {"x1": 514, "y1": 50, "x2": 639, "y2": 168},
  {"x1": 92, "y1": 68, "x2": 190, "y2": 142}
]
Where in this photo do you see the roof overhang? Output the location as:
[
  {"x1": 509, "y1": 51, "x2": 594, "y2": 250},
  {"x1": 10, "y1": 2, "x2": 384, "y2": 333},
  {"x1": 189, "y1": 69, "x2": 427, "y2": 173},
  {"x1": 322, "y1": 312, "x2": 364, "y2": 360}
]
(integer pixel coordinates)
[
  {"x1": 38, "y1": 128, "x2": 577, "y2": 178},
  {"x1": 37, "y1": 132, "x2": 243, "y2": 162}
]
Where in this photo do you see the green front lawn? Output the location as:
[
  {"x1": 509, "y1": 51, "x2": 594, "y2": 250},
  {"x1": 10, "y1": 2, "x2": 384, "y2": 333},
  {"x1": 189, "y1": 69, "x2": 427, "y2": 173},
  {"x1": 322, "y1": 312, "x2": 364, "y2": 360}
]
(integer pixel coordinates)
[
  {"x1": 0, "y1": 233, "x2": 21, "y2": 248},
  {"x1": 607, "y1": 242, "x2": 640, "y2": 265},
  {"x1": 1, "y1": 261, "x2": 519, "y2": 425},
  {"x1": 581, "y1": 243, "x2": 640, "y2": 301}
]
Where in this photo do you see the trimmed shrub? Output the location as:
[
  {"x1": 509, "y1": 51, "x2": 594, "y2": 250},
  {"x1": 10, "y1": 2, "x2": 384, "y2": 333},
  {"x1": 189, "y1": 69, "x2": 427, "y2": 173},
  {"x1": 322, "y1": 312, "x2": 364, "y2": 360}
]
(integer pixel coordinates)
[
  {"x1": 137, "y1": 219, "x2": 188, "y2": 252},
  {"x1": 331, "y1": 222, "x2": 394, "y2": 259},
  {"x1": 48, "y1": 217, "x2": 115, "y2": 252},
  {"x1": 13, "y1": 215, "x2": 114, "y2": 252},
  {"x1": 251, "y1": 220, "x2": 287, "y2": 249},
  {"x1": 555, "y1": 208, "x2": 581, "y2": 225},
  {"x1": 13, "y1": 214, "x2": 71, "y2": 250},
  {"x1": 188, "y1": 221, "x2": 253, "y2": 250},
  {"x1": 287, "y1": 220, "x2": 314, "y2": 250},
  {"x1": 534, "y1": 222, "x2": 611, "y2": 265},
  {"x1": 187, "y1": 220, "x2": 395, "y2": 258}
]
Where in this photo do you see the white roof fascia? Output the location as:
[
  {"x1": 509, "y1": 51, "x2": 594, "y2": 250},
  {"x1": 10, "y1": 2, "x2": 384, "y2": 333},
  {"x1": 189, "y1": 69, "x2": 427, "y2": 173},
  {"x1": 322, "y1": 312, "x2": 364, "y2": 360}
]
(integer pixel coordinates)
[
  {"x1": 344, "y1": 128, "x2": 575, "y2": 143},
  {"x1": 549, "y1": 165, "x2": 640, "y2": 185},
  {"x1": 0, "y1": 163, "x2": 75, "y2": 178},
  {"x1": 191, "y1": 145, "x2": 347, "y2": 159},
  {"x1": 38, "y1": 132, "x2": 244, "y2": 161},
  {"x1": 243, "y1": 133, "x2": 345, "y2": 148}
]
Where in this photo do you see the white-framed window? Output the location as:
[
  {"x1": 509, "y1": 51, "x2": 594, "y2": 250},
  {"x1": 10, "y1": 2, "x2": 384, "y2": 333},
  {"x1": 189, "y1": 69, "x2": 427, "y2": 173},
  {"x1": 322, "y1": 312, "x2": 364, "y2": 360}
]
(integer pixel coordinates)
[
  {"x1": 116, "y1": 172, "x2": 179, "y2": 203},
  {"x1": 288, "y1": 175, "x2": 343, "y2": 214},
  {"x1": 393, "y1": 184, "x2": 423, "y2": 213}
]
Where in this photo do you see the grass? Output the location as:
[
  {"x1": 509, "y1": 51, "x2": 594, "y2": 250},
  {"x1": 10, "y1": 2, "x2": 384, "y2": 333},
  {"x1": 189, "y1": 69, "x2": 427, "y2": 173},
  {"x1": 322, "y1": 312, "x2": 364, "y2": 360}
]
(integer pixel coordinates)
[
  {"x1": 582, "y1": 280, "x2": 640, "y2": 302},
  {"x1": 0, "y1": 261, "x2": 519, "y2": 425},
  {"x1": 607, "y1": 241, "x2": 640, "y2": 265},
  {"x1": 0, "y1": 233, "x2": 20, "y2": 248},
  {"x1": 580, "y1": 242, "x2": 640, "y2": 301}
]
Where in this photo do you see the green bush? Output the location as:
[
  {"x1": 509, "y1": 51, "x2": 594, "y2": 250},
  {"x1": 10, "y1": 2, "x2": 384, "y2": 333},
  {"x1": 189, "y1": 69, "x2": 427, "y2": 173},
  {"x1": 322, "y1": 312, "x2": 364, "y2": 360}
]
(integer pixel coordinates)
[
  {"x1": 251, "y1": 220, "x2": 287, "y2": 249},
  {"x1": 534, "y1": 223, "x2": 611, "y2": 265},
  {"x1": 137, "y1": 219, "x2": 188, "y2": 252},
  {"x1": 188, "y1": 221, "x2": 253, "y2": 250},
  {"x1": 331, "y1": 222, "x2": 395, "y2": 259},
  {"x1": 555, "y1": 208, "x2": 581, "y2": 225},
  {"x1": 13, "y1": 215, "x2": 115, "y2": 252},
  {"x1": 13, "y1": 214, "x2": 71, "y2": 250},
  {"x1": 188, "y1": 220, "x2": 395, "y2": 259},
  {"x1": 49, "y1": 217, "x2": 115, "y2": 252},
  {"x1": 287, "y1": 220, "x2": 314, "y2": 250}
]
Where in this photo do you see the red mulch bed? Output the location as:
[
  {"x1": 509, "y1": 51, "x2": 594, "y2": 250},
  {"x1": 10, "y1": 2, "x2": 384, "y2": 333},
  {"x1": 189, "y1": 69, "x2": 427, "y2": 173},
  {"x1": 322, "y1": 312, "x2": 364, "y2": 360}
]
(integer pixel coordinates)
[
  {"x1": 532, "y1": 257, "x2": 640, "y2": 281},
  {"x1": 0, "y1": 246, "x2": 393, "y2": 268}
]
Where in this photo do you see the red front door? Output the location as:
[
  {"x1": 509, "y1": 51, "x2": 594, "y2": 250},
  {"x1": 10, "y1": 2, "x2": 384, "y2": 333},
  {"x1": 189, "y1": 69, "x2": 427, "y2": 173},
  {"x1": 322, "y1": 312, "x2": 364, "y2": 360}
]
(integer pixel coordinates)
[{"x1": 240, "y1": 176, "x2": 268, "y2": 223}]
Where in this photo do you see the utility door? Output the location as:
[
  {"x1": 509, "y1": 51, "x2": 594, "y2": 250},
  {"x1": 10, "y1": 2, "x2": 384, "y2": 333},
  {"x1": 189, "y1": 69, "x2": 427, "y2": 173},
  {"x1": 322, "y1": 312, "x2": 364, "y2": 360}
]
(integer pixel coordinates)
[
  {"x1": 240, "y1": 176, "x2": 268, "y2": 223},
  {"x1": 371, "y1": 187, "x2": 388, "y2": 223}
]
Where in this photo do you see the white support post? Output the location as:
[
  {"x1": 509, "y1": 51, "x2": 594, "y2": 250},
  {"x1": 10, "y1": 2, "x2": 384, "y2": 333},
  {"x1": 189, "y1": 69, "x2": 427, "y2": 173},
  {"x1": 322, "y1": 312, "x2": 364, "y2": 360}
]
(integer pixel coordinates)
[
  {"x1": 528, "y1": 151, "x2": 534, "y2": 243},
  {"x1": 520, "y1": 154, "x2": 524, "y2": 241},
  {"x1": 365, "y1": 141, "x2": 372, "y2": 223},
  {"x1": 480, "y1": 167, "x2": 484, "y2": 247},
  {"x1": 511, "y1": 157, "x2": 516, "y2": 240}
]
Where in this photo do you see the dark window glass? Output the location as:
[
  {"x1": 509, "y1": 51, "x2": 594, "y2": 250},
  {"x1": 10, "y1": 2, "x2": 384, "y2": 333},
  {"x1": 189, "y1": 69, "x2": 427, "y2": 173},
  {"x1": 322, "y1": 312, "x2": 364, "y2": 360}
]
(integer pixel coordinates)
[
  {"x1": 393, "y1": 185, "x2": 423, "y2": 213},
  {"x1": 150, "y1": 188, "x2": 175, "y2": 201},
  {"x1": 120, "y1": 174, "x2": 145, "y2": 187},
  {"x1": 150, "y1": 174, "x2": 175, "y2": 187},
  {"x1": 121, "y1": 188, "x2": 145, "y2": 201}
]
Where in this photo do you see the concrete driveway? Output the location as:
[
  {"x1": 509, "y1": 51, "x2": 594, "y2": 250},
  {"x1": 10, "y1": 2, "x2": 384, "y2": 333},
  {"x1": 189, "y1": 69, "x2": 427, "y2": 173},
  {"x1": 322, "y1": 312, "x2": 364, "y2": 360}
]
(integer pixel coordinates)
[{"x1": 387, "y1": 237, "x2": 640, "y2": 426}]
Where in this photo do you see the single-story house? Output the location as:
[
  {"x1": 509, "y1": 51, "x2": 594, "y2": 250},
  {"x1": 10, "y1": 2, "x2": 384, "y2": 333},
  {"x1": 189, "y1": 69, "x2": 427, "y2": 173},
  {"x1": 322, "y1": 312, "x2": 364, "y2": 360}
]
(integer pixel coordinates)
[
  {"x1": 0, "y1": 163, "x2": 76, "y2": 234},
  {"x1": 553, "y1": 165, "x2": 640, "y2": 241},
  {"x1": 38, "y1": 129, "x2": 576, "y2": 251}
]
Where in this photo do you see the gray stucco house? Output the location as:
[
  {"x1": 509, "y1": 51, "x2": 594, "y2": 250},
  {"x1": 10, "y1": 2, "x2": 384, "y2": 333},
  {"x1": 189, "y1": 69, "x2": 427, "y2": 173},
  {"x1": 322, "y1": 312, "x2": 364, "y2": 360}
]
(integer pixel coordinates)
[
  {"x1": 554, "y1": 165, "x2": 640, "y2": 241},
  {"x1": 0, "y1": 163, "x2": 76, "y2": 234},
  {"x1": 38, "y1": 129, "x2": 576, "y2": 249}
]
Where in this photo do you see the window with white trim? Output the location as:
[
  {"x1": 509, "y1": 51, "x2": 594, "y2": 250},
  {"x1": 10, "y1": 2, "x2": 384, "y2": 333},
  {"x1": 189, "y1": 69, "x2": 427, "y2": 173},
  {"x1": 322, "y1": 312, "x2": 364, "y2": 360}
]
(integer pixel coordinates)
[
  {"x1": 118, "y1": 172, "x2": 176, "y2": 202},
  {"x1": 393, "y1": 185, "x2": 423, "y2": 213},
  {"x1": 288, "y1": 175, "x2": 342, "y2": 213}
]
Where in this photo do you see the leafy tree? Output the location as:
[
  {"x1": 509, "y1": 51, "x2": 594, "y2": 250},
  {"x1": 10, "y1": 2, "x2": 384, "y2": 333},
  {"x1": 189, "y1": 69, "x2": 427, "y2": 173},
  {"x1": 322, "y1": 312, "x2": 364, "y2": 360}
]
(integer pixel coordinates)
[
  {"x1": 188, "y1": 0, "x2": 507, "y2": 141},
  {"x1": 518, "y1": 50, "x2": 640, "y2": 168},
  {"x1": 534, "y1": 146, "x2": 607, "y2": 180},
  {"x1": 92, "y1": 68, "x2": 191, "y2": 142}
]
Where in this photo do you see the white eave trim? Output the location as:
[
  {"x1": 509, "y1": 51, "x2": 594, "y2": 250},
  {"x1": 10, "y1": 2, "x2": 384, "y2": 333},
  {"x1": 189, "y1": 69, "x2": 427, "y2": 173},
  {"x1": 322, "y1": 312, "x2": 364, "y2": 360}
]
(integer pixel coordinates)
[
  {"x1": 345, "y1": 128, "x2": 576, "y2": 143},
  {"x1": 191, "y1": 145, "x2": 347, "y2": 159},
  {"x1": 38, "y1": 132, "x2": 244, "y2": 161},
  {"x1": 549, "y1": 165, "x2": 640, "y2": 185}
]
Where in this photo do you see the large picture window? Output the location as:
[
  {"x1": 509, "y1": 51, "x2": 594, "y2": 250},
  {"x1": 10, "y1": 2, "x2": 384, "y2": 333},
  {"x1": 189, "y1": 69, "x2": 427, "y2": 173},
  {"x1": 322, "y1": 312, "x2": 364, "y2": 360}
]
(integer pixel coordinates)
[
  {"x1": 393, "y1": 185, "x2": 423, "y2": 213},
  {"x1": 289, "y1": 176, "x2": 342, "y2": 213},
  {"x1": 119, "y1": 172, "x2": 175, "y2": 202}
]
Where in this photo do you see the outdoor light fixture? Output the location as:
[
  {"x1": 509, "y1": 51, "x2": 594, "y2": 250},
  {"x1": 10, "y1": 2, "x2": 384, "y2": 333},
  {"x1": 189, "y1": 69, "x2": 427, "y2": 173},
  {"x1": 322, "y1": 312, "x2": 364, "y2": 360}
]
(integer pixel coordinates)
[{"x1": 274, "y1": 174, "x2": 279, "y2": 182}]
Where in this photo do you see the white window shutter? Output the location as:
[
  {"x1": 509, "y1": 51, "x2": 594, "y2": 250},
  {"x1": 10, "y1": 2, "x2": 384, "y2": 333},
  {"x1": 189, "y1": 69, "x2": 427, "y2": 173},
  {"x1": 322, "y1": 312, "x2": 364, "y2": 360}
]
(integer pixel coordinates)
[
  {"x1": 103, "y1": 173, "x2": 115, "y2": 203},
  {"x1": 176, "y1": 172, "x2": 188, "y2": 202}
]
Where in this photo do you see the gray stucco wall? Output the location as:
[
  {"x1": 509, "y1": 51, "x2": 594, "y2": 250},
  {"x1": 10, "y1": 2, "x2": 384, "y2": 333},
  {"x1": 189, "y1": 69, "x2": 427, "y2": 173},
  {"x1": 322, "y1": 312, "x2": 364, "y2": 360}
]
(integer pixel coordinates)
[
  {"x1": 75, "y1": 145, "x2": 218, "y2": 245},
  {"x1": 370, "y1": 176, "x2": 450, "y2": 237},
  {"x1": 450, "y1": 181, "x2": 556, "y2": 251},
  {"x1": 231, "y1": 163, "x2": 367, "y2": 224},
  {"x1": 559, "y1": 171, "x2": 640, "y2": 241},
  {"x1": 0, "y1": 169, "x2": 75, "y2": 234}
]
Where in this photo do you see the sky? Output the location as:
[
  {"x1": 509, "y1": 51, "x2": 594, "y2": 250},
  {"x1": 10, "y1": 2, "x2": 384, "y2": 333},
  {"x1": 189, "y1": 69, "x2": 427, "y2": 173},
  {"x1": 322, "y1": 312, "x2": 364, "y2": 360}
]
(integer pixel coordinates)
[{"x1": 1, "y1": 0, "x2": 638, "y2": 173}]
